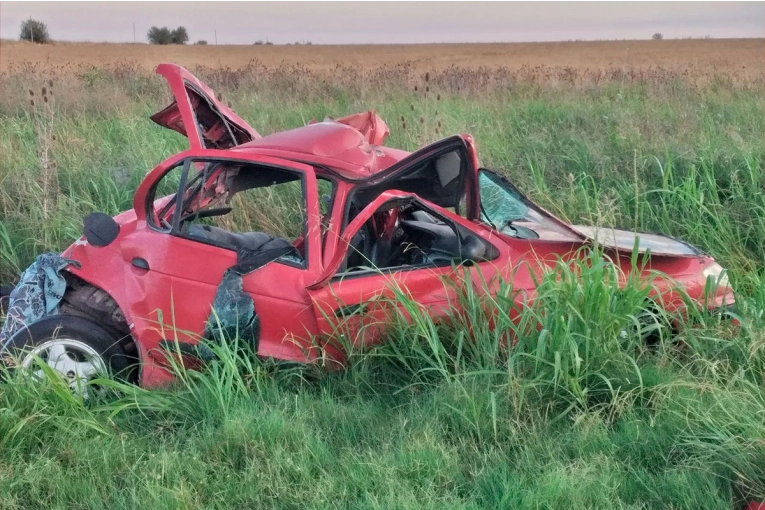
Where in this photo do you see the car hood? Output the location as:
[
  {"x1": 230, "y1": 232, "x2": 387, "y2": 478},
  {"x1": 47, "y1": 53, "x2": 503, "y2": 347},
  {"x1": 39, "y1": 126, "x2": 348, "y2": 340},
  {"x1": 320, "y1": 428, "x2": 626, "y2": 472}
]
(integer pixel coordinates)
[{"x1": 571, "y1": 225, "x2": 704, "y2": 257}]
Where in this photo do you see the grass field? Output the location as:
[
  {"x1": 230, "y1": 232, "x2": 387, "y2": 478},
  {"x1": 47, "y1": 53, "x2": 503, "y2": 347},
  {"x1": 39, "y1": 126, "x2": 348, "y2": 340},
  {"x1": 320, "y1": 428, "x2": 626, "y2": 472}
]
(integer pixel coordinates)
[{"x1": 0, "y1": 40, "x2": 764, "y2": 509}]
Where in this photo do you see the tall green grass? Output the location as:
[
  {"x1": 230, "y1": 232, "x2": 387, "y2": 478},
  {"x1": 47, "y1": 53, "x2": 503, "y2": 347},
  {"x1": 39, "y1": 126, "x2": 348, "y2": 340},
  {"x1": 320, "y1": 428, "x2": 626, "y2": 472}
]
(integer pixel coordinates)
[
  {"x1": 1, "y1": 70, "x2": 762, "y2": 284},
  {"x1": 0, "y1": 68, "x2": 763, "y2": 508},
  {"x1": 1, "y1": 251, "x2": 762, "y2": 508}
]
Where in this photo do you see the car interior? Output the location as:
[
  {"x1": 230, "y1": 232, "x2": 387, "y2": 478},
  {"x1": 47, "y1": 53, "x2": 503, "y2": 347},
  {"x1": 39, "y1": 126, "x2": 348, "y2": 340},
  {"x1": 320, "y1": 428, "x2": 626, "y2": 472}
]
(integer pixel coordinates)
[
  {"x1": 339, "y1": 202, "x2": 498, "y2": 274},
  {"x1": 150, "y1": 152, "x2": 500, "y2": 277},
  {"x1": 338, "y1": 150, "x2": 498, "y2": 274},
  {"x1": 152, "y1": 161, "x2": 308, "y2": 272}
]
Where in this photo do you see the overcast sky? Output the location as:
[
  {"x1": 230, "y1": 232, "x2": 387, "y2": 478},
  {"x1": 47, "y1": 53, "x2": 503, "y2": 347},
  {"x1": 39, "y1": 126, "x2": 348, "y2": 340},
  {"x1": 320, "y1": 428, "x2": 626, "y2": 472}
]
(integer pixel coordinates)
[{"x1": 1, "y1": 1, "x2": 763, "y2": 45}]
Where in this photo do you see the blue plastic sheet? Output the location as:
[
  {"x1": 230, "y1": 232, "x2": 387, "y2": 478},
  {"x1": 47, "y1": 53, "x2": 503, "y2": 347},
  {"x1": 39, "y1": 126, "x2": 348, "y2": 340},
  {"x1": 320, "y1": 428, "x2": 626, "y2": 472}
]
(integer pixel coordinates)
[
  {"x1": 0, "y1": 253, "x2": 80, "y2": 347},
  {"x1": 204, "y1": 269, "x2": 260, "y2": 350}
]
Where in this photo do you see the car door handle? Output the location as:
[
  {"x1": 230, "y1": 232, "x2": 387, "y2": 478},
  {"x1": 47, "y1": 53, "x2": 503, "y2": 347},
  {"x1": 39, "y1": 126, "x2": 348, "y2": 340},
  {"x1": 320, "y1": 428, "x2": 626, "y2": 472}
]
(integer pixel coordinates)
[{"x1": 131, "y1": 257, "x2": 150, "y2": 270}]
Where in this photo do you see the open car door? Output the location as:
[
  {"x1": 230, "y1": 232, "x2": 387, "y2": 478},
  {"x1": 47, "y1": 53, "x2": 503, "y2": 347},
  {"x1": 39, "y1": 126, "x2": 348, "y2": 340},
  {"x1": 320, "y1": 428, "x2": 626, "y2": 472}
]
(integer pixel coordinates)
[
  {"x1": 351, "y1": 135, "x2": 478, "y2": 214},
  {"x1": 322, "y1": 135, "x2": 481, "y2": 265},
  {"x1": 150, "y1": 63, "x2": 260, "y2": 150},
  {"x1": 307, "y1": 191, "x2": 500, "y2": 365}
]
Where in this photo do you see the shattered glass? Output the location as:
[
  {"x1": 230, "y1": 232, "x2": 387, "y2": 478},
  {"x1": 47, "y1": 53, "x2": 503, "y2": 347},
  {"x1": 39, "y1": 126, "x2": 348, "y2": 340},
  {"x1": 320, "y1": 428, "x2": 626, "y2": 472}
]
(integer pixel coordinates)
[{"x1": 478, "y1": 171, "x2": 529, "y2": 226}]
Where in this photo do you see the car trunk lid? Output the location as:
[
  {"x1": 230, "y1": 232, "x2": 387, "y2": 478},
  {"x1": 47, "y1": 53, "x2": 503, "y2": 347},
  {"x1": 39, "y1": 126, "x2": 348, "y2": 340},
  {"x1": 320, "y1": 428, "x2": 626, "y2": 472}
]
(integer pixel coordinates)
[{"x1": 150, "y1": 63, "x2": 260, "y2": 150}]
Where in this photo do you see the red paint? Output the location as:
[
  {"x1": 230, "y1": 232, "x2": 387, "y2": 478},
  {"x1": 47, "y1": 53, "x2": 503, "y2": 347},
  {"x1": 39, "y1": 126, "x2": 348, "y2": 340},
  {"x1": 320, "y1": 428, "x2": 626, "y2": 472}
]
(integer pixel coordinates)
[{"x1": 58, "y1": 64, "x2": 735, "y2": 387}]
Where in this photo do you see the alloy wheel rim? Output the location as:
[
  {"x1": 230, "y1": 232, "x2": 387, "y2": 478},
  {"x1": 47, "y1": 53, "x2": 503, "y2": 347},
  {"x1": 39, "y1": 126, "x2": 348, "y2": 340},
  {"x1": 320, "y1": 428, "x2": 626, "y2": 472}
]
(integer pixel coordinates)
[{"x1": 20, "y1": 338, "x2": 108, "y2": 398}]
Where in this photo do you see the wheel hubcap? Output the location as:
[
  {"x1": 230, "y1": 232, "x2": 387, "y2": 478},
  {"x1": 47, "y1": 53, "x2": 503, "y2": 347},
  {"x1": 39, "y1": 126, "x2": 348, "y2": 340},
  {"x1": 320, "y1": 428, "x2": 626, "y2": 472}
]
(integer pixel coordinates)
[
  {"x1": 619, "y1": 309, "x2": 666, "y2": 343},
  {"x1": 20, "y1": 338, "x2": 108, "y2": 398}
]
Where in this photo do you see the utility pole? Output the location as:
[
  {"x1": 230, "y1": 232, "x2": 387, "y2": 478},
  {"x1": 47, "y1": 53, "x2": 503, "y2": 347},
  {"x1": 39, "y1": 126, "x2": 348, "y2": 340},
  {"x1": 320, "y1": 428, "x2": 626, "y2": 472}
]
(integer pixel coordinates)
[
  {"x1": 214, "y1": 29, "x2": 218, "y2": 45},
  {"x1": 29, "y1": 17, "x2": 34, "y2": 43},
  {"x1": 133, "y1": 23, "x2": 136, "y2": 43}
]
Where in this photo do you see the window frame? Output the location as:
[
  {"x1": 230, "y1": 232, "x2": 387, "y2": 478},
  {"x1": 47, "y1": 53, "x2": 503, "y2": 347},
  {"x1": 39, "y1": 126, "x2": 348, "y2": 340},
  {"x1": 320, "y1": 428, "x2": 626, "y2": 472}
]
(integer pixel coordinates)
[
  {"x1": 342, "y1": 137, "x2": 475, "y2": 233},
  {"x1": 144, "y1": 155, "x2": 316, "y2": 270},
  {"x1": 330, "y1": 195, "x2": 497, "y2": 283}
]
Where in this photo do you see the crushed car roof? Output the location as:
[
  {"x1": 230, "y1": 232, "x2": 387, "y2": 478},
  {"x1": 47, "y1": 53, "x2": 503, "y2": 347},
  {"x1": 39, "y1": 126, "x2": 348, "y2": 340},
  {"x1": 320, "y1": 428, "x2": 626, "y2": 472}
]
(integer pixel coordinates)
[
  {"x1": 151, "y1": 63, "x2": 411, "y2": 180},
  {"x1": 232, "y1": 119, "x2": 410, "y2": 181}
]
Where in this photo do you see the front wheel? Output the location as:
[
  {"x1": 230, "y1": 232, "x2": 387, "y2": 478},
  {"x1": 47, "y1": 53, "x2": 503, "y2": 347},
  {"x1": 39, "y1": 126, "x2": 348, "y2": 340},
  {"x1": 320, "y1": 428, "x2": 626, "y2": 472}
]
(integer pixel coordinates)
[
  {"x1": 2, "y1": 315, "x2": 133, "y2": 398},
  {"x1": 619, "y1": 305, "x2": 674, "y2": 348}
]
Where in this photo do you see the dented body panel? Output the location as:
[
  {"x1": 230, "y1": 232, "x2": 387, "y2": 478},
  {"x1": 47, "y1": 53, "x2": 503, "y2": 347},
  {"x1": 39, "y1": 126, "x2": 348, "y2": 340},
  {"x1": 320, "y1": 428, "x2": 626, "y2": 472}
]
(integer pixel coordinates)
[{"x1": 3, "y1": 64, "x2": 735, "y2": 388}]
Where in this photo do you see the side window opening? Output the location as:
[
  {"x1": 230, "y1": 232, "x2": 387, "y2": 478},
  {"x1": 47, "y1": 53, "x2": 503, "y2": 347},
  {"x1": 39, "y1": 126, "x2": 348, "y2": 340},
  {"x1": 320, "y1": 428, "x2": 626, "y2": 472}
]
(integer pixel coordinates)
[
  {"x1": 317, "y1": 176, "x2": 335, "y2": 235},
  {"x1": 149, "y1": 160, "x2": 205, "y2": 231},
  {"x1": 338, "y1": 199, "x2": 498, "y2": 276},
  {"x1": 147, "y1": 159, "x2": 309, "y2": 268}
]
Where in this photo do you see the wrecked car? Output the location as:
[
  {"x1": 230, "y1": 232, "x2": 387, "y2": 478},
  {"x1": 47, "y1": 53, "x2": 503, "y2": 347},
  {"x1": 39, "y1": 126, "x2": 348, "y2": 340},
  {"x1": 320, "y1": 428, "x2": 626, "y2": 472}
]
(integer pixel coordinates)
[{"x1": 0, "y1": 64, "x2": 735, "y2": 391}]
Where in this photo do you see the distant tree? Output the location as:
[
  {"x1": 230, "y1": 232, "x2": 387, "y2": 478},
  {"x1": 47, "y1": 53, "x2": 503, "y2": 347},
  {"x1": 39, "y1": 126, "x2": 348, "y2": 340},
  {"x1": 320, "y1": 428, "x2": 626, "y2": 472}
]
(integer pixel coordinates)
[
  {"x1": 148, "y1": 26, "x2": 188, "y2": 45},
  {"x1": 19, "y1": 19, "x2": 50, "y2": 44},
  {"x1": 253, "y1": 40, "x2": 264, "y2": 45},
  {"x1": 147, "y1": 26, "x2": 172, "y2": 45},
  {"x1": 265, "y1": 41, "x2": 274, "y2": 46},
  {"x1": 652, "y1": 32, "x2": 663, "y2": 40},
  {"x1": 170, "y1": 26, "x2": 189, "y2": 44},
  {"x1": 195, "y1": 40, "x2": 208, "y2": 45}
]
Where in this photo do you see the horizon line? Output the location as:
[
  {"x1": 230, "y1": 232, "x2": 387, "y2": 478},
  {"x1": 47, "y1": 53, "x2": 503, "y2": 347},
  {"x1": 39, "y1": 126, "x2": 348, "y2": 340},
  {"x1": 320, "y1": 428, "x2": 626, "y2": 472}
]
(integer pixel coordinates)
[{"x1": 4, "y1": 36, "x2": 764, "y2": 46}]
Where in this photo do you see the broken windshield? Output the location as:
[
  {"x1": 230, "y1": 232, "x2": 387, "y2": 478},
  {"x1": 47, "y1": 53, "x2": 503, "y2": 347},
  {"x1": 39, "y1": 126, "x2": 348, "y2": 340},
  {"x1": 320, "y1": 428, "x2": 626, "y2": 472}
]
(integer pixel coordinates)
[
  {"x1": 479, "y1": 172, "x2": 529, "y2": 225},
  {"x1": 478, "y1": 170, "x2": 581, "y2": 241}
]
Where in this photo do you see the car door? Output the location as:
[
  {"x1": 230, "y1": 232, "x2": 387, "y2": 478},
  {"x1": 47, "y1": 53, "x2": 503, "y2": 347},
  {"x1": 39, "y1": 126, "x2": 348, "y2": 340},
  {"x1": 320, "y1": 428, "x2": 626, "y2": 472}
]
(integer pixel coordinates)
[
  {"x1": 306, "y1": 191, "x2": 502, "y2": 365},
  {"x1": 322, "y1": 135, "x2": 480, "y2": 266},
  {"x1": 120, "y1": 152, "x2": 323, "y2": 373}
]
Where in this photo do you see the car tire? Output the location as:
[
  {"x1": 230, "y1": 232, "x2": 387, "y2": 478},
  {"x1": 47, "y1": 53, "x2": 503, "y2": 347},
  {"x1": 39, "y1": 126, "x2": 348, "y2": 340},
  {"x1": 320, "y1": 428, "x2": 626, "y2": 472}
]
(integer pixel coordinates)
[
  {"x1": 620, "y1": 305, "x2": 673, "y2": 348},
  {"x1": 2, "y1": 315, "x2": 133, "y2": 396}
]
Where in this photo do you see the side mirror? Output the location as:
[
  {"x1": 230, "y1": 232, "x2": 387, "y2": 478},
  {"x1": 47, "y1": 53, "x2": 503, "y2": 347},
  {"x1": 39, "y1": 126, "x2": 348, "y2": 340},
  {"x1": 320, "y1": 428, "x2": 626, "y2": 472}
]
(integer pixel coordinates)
[
  {"x1": 83, "y1": 212, "x2": 120, "y2": 247},
  {"x1": 460, "y1": 234, "x2": 486, "y2": 262}
]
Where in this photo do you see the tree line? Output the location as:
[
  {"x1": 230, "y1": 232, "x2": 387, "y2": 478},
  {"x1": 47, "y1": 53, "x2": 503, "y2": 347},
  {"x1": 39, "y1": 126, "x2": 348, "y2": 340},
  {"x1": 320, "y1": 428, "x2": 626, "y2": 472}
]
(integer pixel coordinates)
[
  {"x1": 17, "y1": 19, "x2": 191, "y2": 45},
  {"x1": 18, "y1": 18, "x2": 672, "y2": 45},
  {"x1": 146, "y1": 26, "x2": 189, "y2": 45}
]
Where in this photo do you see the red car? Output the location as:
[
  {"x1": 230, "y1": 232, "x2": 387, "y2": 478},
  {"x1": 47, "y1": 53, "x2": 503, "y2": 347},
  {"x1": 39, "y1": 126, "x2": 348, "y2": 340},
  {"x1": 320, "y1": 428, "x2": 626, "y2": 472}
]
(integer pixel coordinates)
[{"x1": 0, "y1": 64, "x2": 734, "y2": 391}]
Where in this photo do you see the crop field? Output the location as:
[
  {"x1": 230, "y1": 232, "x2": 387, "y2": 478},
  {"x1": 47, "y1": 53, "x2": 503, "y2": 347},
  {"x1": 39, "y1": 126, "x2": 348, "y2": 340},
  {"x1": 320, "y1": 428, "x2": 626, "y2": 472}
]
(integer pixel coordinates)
[
  {"x1": 0, "y1": 39, "x2": 764, "y2": 508},
  {"x1": 2, "y1": 38, "x2": 764, "y2": 76}
]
